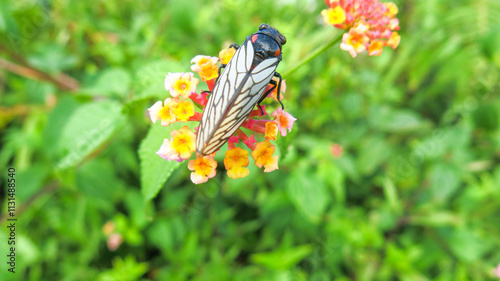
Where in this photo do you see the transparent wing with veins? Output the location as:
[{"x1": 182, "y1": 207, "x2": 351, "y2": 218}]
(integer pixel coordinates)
[{"x1": 196, "y1": 39, "x2": 279, "y2": 156}]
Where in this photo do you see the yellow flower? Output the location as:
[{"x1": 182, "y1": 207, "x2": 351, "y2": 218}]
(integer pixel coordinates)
[
  {"x1": 383, "y1": 2, "x2": 399, "y2": 17},
  {"x1": 157, "y1": 125, "x2": 196, "y2": 162},
  {"x1": 251, "y1": 140, "x2": 279, "y2": 172},
  {"x1": 188, "y1": 156, "x2": 217, "y2": 184},
  {"x1": 172, "y1": 100, "x2": 195, "y2": 121},
  {"x1": 265, "y1": 121, "x2": 278, "y2": 141},
  {"x1": 157, "y1": 138, "x2": 181, "y2": 162},
  {"x1": 190, "y1": 55, "x2": 219, "y2": 81},
  {"x1": 321, "y1": 7, "x2": 346, "y2": 25},
  {"x1": 387, "y1": 32, "x2": 401, "y2": 49},
  {"x1": 171, "y1": 126, "x2": 196, "y2": 160},
  {"x1": 164, "y1": 72, "x2": 199, "y2": 99},
  {"x1": 219, "y1": 46, "x2": 237, "y2": 65},
  {"x1": 352, "y1": 20, "x2": 370, "y2": 33},
  {"x1": 368, "y1": 40, "x2": 384, "y2": 56},
  {"x1": 224, "y1": 147, "x2": 250, "y2": 179},
  {"x1": 148, "y1": 98, "x2": 178, "y2": 126},
  {"x1": 340, "y1": 29, "x2": 370, "y2": 57}
]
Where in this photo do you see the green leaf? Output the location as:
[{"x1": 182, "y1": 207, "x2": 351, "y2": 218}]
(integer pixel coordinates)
[
  {"x1": 286, "y1": 167, "x2": 329, "y2": 223},
  {"x1": 75, "y1": 159, "x2": 125, "y2": 204},
  {"x1": 124, "y1": 190, "x2": 151, "y2": 229},
  {"x1": 42, "y1": 96, "x2": 80, "y2": 159},
  {"x1": 126, "y1": 60, "x2": 186, "y2": 107},
  {"x1": 28, "y1": 44, "x2": 79, "y2": 74},
  {"x1": 250, "y1": 244, "x2": 313, "y2": 270},
  {"x1": 16, "y1": 164, "x2": 49, "y2": 203},
  {"x1": 56, "y1": 100, "x2": 125, "y2": 171},
  {"x1": 96, "y1": 256, "x2": 148, "y2": 281},
  {"x1": 83, "y1": 68, "x2": 131, "y2": 98},
  {"x1": 139, "y1": 122, "x2": 196, "y2": 201},
  {"x1": 480, "y1": 27, "x2": 500, "y2": 66},
  {"x1": 147, "y1": 220, "x2": 175, "y2": 252},
  {"x1": 472, "y1": 104, "x2": 499, "y2": 131},
  {"x1": 428, "y1": 163, "x2": 461, "y2": 202},
  {"x1": 277, "y1": 120, "x2": 298, "y2": 161},
  {"x1": 369, "y1": 106, "x2": 424, "y2": 132},
  {"x1": 180, "y1": 232, "x2": 199, "y2": 261},
  {"x1": 357, "y1": 136, "x2": 392, "y2": 175},
  {"x1": 445, "y1": 229, "x2": 489, "y2": 262},
  {"x1": 0, "y1": 2, "x2": 19, "y2": 33},
  {"x1": 382, "y1": 176, "x2": 401, "y2": 212},
  {"x1": 18, "y1": 235, "x2": 40, "y2": 266},
  {"x1": 317, "y1": 161, "x2": 345, "y2": 204}
]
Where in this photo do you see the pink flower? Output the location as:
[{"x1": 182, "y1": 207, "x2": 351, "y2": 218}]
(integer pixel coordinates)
[
  {"x1": 242, "y1": 134, "x2": 257, "y2": 149},
  {"x1": 330, "y1": 143, "x2": 344, "y2": 158},
  {"x1": 322, "y1": 0, "x2": 401, "y2": 56},
  {"x1": 271, "y1": 108, "x2": 297, "y2": 137},
  {"x1": 107, "y1": 233, "x2": 123, "y2": 251},
  {"x1": 494, "y1": 263, "x2": 500, "y2": 278}
]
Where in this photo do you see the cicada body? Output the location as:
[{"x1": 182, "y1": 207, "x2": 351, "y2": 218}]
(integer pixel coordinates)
[{"x1": 196, "y1": 24, "x2": 287, "y2": 156}]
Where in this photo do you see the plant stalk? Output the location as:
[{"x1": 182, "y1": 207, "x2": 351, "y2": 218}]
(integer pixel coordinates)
[{"x1": 282, "y1": 32, "x2": 343, "y2": 79}]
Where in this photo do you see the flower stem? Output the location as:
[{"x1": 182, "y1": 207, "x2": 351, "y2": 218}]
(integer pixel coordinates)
[{"x1": 282, "y1": 32, "x2": 343, "y2": 79}]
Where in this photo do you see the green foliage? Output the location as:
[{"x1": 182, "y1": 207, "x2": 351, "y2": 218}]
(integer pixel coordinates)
[
  {"x1": 1, "y1": 0, "x2": 500, "y2": 280},
  {"x1": 139, "y1": 122, "x2": 196, "y2": 202}
]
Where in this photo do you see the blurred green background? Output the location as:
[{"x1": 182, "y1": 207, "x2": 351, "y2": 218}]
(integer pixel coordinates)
[{"x1": 1, "y1": 0, "x2": 500, "y2": 280}]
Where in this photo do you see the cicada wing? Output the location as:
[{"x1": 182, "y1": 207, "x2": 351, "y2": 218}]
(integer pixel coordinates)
[
  {"x1": 196, "y1": 39, "x2": 251, "y2": 154},
  {"x1": 196, "y1": 39, "x2": 279, "y2": 156}
]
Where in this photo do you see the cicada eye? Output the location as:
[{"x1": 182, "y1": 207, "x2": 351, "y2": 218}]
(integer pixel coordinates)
[
  {"x1": 259, "y1": 24, "x2": 269, "y2": 31},
  {"x1": 280, "y1": 35, "x2": 287, "y2": 45}
]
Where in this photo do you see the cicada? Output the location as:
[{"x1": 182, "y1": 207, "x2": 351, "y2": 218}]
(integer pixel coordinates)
[{"x1": 196, "y1": 24, "x2": 287, "y2": 156}]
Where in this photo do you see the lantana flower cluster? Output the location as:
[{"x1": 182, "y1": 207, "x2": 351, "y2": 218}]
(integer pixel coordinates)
[
  {"x1": 322, "y1": 0, "x2": 401, "y2": 57},
  {"x1": 148, "y1": 47, "x2": 296, "y2": 184}
]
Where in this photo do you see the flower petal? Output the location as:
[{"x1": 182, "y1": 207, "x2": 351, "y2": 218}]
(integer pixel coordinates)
[
  {"x1": 251, "y1": 140, "x2": 279, "y2": 172},
  {"x1": 171, "y1": 126, "x2": 196, "y2": 160},
  {"x1": 272, "y1": 108, "x2": 297, "y2": 137},
  {"x1": 191, "y1": 55, "x2": 219, "y2": 81},
  {"x1": 157, "y1": 138, "x2": 182, "y2": 162},
  {"x1": 165, "y1": 72, "x2": 199, "y2": 98},
  {"x1": 188, "y1": 156, "x2": 218, "y2": 184},
  {"x1": 265, "y1": 121, "x2": 279, "y2": 141},
  {"x1": 148, "y1": 101, "x2": 163, "y2": 124}
]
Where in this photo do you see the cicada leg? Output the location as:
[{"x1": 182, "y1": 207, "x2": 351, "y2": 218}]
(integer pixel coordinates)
[{"x1": 256, "y1": 72, "x2": 284, "y2": 115}]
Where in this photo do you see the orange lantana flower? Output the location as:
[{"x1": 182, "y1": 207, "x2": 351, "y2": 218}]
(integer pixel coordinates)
[
  {"x1": 251, "y1": 140, "x2": 279, "y2": 172},
  {"x1": 265, "y1": 121, "x2": 279, "y2": 141},
  {"x1": 224, "y1": 147, "x2": 250, "y2": 179},
  {"x1": 188, "y1": 156, "x2": 217, "y2": 184},
  {"x1": 191, "y1": 55, "x2": 219, "y2": 81}
]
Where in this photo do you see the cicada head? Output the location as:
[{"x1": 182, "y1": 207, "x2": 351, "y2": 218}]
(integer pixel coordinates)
[
  {"x1": 257, "y1": 23, "x2": 287, "y2": 48},
  {"x1": 252, "y1": 24, "x2": 287, "y2": 64}
]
